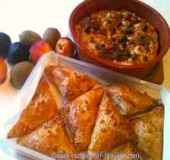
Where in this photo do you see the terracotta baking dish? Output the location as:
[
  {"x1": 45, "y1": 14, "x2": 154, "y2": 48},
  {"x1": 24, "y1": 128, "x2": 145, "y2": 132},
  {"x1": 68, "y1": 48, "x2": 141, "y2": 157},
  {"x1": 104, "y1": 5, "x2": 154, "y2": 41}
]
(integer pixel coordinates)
[{"x1": 69, "y1": 0, "x2": 170, "y2": 78}]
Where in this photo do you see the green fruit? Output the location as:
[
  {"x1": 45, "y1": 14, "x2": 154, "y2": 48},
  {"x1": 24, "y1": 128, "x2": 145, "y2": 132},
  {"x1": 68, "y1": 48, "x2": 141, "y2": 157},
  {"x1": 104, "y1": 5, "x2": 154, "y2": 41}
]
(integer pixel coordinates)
[
  {"x1": 10, "y1": 61, "x2": 34, "y2": 89},
  {"x1": 19, "y1": 30, "x2": 41, "y2": 46},
  {"x1": 43, "y1": 28, "x2": 61, "y2": 49}
]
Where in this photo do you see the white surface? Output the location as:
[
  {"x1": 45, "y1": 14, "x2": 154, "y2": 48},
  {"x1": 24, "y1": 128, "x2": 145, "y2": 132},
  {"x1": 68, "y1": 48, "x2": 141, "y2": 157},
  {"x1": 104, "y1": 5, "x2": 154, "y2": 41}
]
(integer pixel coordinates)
[{"x1": 0, "y1": 0, "x2": 169, "y2": 159}]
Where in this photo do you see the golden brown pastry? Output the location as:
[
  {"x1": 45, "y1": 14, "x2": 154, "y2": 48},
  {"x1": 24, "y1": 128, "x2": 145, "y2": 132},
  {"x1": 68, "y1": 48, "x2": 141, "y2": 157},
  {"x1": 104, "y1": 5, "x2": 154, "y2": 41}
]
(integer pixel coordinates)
[
  {"x1": 88, "y1": 94, "x2": 134, "y2": 152},
  {"x1": 130, "y1": 106, "x2": 164, "y2": 160},
  {"x1": 107, "y1": 83, "x2": 156, "y2": 116},
  {"x1": 89, "y1": 142, "x2": 145, "y2": 160},
  {"x1": 8, "y1": 76, "x2": 60, "y2": 138},
  {"x1": 18, "y1": 115, "x2": 76, "y2": 157},
  {"x1": 44, "y1": 65, "x2": 97, "y2": 102},
  {"x1": 109, "y1": 143, "x2": 145, "y2": 160},
  {"x1": 66, "y1": 86, "x2": 104, "y2": 151},
  {"x1": 7, "y1": 63, "x2": 163, "y2": 160}
]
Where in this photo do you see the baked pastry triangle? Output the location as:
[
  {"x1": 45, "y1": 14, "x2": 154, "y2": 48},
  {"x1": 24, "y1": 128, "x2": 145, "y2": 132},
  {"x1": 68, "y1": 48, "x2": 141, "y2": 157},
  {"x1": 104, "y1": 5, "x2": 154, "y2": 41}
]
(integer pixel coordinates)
[
  {"x1": 107, "y1": 83, "x2": 156, "y2": 116},
  {"x1": 18, "y1": 115, "x2": 76, "y2": 156},
  {"x1": 130, "y1": 106, "x2": 164, "y2": 160},
  {"x1": 44, "y1": 65, "x2": 97, "y2": 102},
  {"x1": 88, "y1": 94, "x2": 133, "y2": 151},
  {"x1": 8, "y1": 76, "x2": 61, "y2": 138},
  {"x1": 66, "y1": 86, "x2": 104, "y2": 151}
]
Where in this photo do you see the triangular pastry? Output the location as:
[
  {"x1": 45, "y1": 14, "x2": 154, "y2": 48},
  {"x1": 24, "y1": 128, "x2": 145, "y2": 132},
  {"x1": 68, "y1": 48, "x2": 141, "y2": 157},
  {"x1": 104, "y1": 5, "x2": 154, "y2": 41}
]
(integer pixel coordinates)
[
  {"x1": 130, "y1": 106, "x2": 164, "y2": 160},
  {"x1": 8, "y1": 76, "x2": 61, "y2": 138},
  {"x1": 107, "y1": 83, "x2": 156, "y2": 116},
  {"x1": 88, "y1": 94, "x2": 133, "y2": 151},
  {"x1": 66, "y1": 86, "x2": 104, "y2": 151},
  {"x1": 18, "y1": 115, "x2": 76, "y2": 156},
  {"x1": 44, "y1": 65, "x2": 97, "y2": 102}
]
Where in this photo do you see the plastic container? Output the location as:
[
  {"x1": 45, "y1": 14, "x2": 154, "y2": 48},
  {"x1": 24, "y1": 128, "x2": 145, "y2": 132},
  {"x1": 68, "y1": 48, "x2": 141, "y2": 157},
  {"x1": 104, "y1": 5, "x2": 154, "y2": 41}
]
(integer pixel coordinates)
[
  {"x1": 1, "y1": 52, "x2": 170, "y2": 160},
  {"x1": 69, "y1": 0, "x2": 170, "y2": 78}
]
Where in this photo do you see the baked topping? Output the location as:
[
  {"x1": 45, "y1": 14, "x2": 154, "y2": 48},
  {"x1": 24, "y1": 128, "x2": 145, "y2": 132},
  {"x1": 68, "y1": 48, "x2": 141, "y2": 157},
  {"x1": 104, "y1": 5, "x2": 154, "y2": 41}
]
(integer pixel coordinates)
[{"x1": 76, "y1": 10, "x2": 159, "y2": 64}]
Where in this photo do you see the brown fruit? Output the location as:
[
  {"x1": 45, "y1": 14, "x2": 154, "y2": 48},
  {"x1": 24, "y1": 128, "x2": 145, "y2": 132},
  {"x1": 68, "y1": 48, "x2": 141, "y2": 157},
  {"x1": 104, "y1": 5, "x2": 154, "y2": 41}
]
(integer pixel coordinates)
[
  {"x1": 19, "y1": 30, "x2": 41, "y2": 46},
  {"x1": 10, "y1": 61, "x2": 34, "y2": 89},
  {"x1": 0, "y1": 58, "x2": 7, "y2": 84},
  {"x1": 43, "y1": 28, "x2": 61, "y2": 49}
]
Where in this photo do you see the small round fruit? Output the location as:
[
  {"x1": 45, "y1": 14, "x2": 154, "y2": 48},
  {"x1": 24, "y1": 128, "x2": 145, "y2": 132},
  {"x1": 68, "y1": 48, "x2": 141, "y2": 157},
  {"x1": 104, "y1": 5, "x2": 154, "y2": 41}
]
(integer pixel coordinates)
[
  {"x1": 19, "y1": 30, "x2": 41, "y2": 46},
  {"x1": 0, "y1": 58, "x2": 7, "y2": 84},
  {"x1": 56, "y1": 37, "x2": 74, "y2": 57},
  {"x1": 43, "y1": 27, "x2": 61, "y2": 49},
  {"x1": 10, "y1": 61, "x2": 34, "y2": 89},
  {"x1": 8, "y1": 42, "x2": 30, "y2": 65},
  {"x1": 29, "y1": 40, "x2": 52, "y2": 63},
  {"x1": 0, "y1": 32, "x2": 11, "y2": 58}
]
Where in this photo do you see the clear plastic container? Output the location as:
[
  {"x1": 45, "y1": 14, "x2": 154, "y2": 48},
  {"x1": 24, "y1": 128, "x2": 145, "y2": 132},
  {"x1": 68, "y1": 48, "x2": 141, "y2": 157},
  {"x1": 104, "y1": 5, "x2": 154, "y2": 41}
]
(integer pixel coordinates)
[{"x1": 2, "y1": 52, "x2": 170, "y2": 160}]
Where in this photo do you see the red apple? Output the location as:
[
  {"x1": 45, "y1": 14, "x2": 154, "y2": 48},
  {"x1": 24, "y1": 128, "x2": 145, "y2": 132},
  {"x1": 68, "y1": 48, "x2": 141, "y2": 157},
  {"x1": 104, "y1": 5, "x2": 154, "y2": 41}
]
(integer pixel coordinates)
[
  {"x1": 56, "y1": 37, "x2": 74, "y2": 57},
  {"x1": 0, "y1": 58, "x2": 7, "y2": 84},
  {"x1": 29, "y1": 40, "x2": 52, "y2": 63}
]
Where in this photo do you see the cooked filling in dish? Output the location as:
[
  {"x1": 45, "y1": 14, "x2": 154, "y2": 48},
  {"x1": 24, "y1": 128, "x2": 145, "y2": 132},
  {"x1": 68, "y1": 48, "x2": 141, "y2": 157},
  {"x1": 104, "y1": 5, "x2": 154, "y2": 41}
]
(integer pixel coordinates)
[{"x1": 76, "y1": 10, "x2": 159, "y2": 64}]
